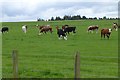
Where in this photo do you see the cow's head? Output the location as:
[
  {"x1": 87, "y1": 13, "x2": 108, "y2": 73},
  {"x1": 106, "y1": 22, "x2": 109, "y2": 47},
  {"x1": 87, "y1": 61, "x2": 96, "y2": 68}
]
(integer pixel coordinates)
[{"x1": 109, "y1": 28, "x2": 112, "y2": 33}]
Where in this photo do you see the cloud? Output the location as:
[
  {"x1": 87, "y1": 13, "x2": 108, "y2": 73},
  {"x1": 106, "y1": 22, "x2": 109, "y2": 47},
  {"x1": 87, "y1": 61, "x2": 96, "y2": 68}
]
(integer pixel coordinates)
[{"x1": 1, "y1": 0, "x2": 119, "y2": 22}]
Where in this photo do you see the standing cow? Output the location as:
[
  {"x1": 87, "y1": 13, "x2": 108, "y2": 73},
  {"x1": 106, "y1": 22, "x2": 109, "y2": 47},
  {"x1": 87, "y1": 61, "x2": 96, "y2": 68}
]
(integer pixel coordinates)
[
  {"x1": 87, "y1": 25, "x2": 99, "y2": 33},
  {"x1": 22, "y1": 25, "x2": 27, "y2": 33},
  {"x1": 62, "y1": 25, "x2": 76, "y2": 35},
  {"x1": 101, "y1": 28, "x2": 112, "y2": 39},
  {"x1": 112, "y1": 23, "x2": 118, "y2": 31},
  {"x1": 36, "y1": 25, "x2": 53, "y2": 35},
  {"x1": 1, "y1": 27, "x2": 9, "y2": 33},
  {"x1": 56, "y1": 26, "x2": 67, "y2": 40}
]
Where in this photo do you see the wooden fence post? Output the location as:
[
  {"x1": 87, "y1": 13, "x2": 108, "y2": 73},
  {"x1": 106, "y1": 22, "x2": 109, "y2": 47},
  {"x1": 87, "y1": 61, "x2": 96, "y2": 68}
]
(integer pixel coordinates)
[
  {"x1": 75, "y1": 51, "x2": 80, "y2": 79},
  {"x1": 12, "y1": 50, "x2": 18, "y2": 79}
]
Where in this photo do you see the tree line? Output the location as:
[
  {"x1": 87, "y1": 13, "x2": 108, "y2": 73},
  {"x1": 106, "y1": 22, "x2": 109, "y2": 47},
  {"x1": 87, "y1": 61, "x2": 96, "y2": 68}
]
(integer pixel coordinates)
[{"x1": 37, "y1": 15, "x2": 118, "y2": 21}]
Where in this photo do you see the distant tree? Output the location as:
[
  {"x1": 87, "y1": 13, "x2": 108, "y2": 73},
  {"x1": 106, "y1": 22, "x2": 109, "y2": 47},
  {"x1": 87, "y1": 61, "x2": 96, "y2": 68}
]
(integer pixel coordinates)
[
  {"x1": 103, "y1": 16, "x2": 107, "y2": 19},
  {"x1": 51, "y1": 17, "x2": 54, "y2": 21},
  {"x1": 99, "y1": 18, "x2": 103, "y2": 20},
  {"x1": 93, "y1": 17, "x2": 97, "y2": 20},
  {"x1": 76, "y1": 15, "x2": 81, "y2": 20},
  {"x1": 63, "y1": 15, "x2": 71, "y2": 20},
  {"x1": 82, "y1": 16, "x2": 87, "y2": 19},
  {"x1": 71, "y1": 15, "x2": 81, "y2": 20},
  {"x1": 37, "y1": 18, "x2": 44, "y2": 21},
  {"x1": 55, "y1": 16, "x2": 62, "y2": 20}
]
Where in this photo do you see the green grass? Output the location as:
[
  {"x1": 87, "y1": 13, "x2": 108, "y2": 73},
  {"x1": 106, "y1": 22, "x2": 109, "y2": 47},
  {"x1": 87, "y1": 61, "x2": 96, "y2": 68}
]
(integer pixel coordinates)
[{"x1": 2, "y1": 20, "x2": 118, "y2": 78}]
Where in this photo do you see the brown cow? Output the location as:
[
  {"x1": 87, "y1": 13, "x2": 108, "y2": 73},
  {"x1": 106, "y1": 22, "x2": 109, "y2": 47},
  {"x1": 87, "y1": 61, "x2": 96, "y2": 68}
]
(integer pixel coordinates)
[
  {"x1": 36, "y1": 25, "x2": 53, "y2": 35},
  {"x1": 101, "y1": 28, "x2": 112, "y2": 39},
  {"x1": 87, "y1": 25, "x2": 99, "y2": 33}
]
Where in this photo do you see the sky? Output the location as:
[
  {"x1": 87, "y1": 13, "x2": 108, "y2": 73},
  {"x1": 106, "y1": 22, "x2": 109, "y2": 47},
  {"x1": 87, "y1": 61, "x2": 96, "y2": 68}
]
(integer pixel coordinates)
[{"x1": 0, "y1": 0, "x2": 119, "y2": 22}]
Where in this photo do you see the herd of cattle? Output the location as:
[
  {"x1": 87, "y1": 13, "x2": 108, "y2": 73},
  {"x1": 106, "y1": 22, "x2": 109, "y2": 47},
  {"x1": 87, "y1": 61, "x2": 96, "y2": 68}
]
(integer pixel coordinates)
[{"x1": 1, "y1": 22, "x2": 119, "y2": 40}]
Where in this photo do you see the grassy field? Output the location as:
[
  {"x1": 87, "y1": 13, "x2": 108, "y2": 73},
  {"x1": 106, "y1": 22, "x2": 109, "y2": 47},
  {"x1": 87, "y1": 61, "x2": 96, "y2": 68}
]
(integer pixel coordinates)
[{"x1": 2, "y1": 20, "x2": 118, "y2": 78}]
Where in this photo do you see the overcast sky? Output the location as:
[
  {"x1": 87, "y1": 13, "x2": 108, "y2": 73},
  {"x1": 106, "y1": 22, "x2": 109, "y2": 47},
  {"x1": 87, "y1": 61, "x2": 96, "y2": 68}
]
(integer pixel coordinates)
[{"x1": 0, "y1": 0, "x2": 119, "y2": 22}]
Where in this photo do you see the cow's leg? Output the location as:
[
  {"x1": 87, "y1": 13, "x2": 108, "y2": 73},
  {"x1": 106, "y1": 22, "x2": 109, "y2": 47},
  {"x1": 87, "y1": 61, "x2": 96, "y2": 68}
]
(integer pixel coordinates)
[
  {"x1": 88, "y1": 30, "x2": 91, "y2": 33},
  {"x1": 72, "y1": 31, "x2": 76, "y2": 35},
  {"x1": 24, "y1": 29, "x2": 26, "y2": 33},
  {"x1": 96, "y1": 29, "x2": 98, "y2": 33},
  {"x1": 44, "y1": 31, "x2": 47, "y2": 34},
  {"x1": 104, "y1": 34, "x2": 105, "y2": 39},
  {"x1": 89, "y1": 30, "x2": 92, "y2": 33},
  {"x1": 106, "y1": 34, "x2": 109, "y2": 39},
  {"x1": 39, "y1": 33, "x2": 42, "y2": 35},
  {"x1": 116, "y1": 28, "x2": 118, "y2": 31},
  {"x1": 58, "y1": 35, "x2": 62, "y2": 40},
  {"x1": 68, "y1": 32, "x2": 70, "y2": 34},
  {"x1": 101, "y1": 33, "x2": 103, "y2": 39},
  {"x1": 87, "y1": 30, "x2": 89, "y2": 33},
  {"x1": 50, "y1": 28, "x2": 53, "y2": 34},
  {"x1": 92, "y1": 30, "x2": 93, "y2": 33},
  {"x1": 50, "y1": 30, "x2": 52, "y2": 34},
  {"x1": 63, "y1": 36, "x2": 67, "y2": 40},
  {"x1": 39, "y1": 30, "x2": 42, "y2": 35}
]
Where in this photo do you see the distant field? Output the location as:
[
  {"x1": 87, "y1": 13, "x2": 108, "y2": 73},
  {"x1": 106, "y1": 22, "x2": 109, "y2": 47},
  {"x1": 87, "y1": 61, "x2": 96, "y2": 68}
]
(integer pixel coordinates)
[{"x1": 2, "y1": 20, "x2": 118, "y2": 78}]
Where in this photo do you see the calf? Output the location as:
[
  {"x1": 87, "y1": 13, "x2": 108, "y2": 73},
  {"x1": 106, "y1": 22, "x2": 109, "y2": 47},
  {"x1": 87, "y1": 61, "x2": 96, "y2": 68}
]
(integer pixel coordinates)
[
  {"x1": 62, "y1": 25, "x2": 76, "y2": 34},
  {"x1": 56, "y1": 26, "x2": 67, "y2": 40},
  {"x1": 101, "y1": 28, "x2": 112, "y2": 39},
  {"x1": 1, "y1": 27, "x2": 9, "y2": 33}
]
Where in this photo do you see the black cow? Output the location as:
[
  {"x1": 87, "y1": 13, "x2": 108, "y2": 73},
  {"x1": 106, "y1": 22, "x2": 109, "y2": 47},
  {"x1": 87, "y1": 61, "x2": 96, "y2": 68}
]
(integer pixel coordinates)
[
  {"x1": 62, "y1": 25, "x2": 76, "y2": 34},
  {"x1": 1, "y1": 27, "x2": 9, "y2": 33},
  {"x1": 56, "y1": 26, "x2": 67, "y2": 40}
]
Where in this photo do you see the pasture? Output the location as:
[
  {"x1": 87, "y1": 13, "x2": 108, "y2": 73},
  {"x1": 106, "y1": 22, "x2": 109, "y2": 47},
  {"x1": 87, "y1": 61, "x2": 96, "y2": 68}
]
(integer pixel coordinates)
[{"x1": 2, "y1": 20, "x2": 118, "y2": 78}]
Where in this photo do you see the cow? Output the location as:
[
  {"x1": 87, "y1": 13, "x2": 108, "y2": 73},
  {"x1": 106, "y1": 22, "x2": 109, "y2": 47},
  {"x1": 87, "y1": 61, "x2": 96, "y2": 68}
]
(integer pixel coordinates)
[
  {"x1": 87, "y1": 25, "x2": 99, "y2": 33},
  {"x1": 1, "y1": 27, "x2": 9, "y2": 33},
  {"x1": 56, "y1": 26, "x2": 67, "y2": 40},
  {"x1": 62, "y1": 25, "x2": 76, "y2": 35},
  {"x1": 37, "y1": 25, "x2": 53, "y2": 35},
  {"x1": 101, "y1": 28, "x2": 112, "y2": 39},
  {"x1": 22, "y1": 25, "x2": 27, "y2": 33},
  {"x1": 112, "y1": 23, "x2": 118, "y2": 31}
]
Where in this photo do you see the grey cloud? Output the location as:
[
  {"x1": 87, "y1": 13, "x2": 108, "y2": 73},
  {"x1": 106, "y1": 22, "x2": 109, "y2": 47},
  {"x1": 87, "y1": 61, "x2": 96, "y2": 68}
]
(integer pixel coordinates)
[{"x1": 1, "y1": 1, "x2": 118, "y2": 22}]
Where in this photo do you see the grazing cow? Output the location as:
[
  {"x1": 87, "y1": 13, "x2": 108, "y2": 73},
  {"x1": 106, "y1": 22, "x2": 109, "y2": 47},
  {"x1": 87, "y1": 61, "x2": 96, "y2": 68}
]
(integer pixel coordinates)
[
  {"x1": 22, "y1": 25, "x2": 27, "y2": 33},
  {"x1": 101, "y1": 28, "x2": 112, "y2": 39},
  {"x1": 87, "y1": 25, "x2": 99, "y2": 33},
  {"x1": 1, "y1": 27, "x2": 9, "y2": 33},
  {"x1": 62, "y1": 25, "x2": 76, "y2": 34},
  {"x1": 112, "y1": 23, "x2": 118, "y2": 31},
  {"x1": 37, "y1": 25, "x2": 53, "y2": 35},
  {"x1": 56, "y1": 26, "x2": 67, "y2": 40}
]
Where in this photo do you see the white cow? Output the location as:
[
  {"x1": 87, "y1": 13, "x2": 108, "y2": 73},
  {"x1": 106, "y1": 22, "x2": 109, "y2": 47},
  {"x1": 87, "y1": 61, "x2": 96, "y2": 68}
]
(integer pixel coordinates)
[{"x1": 22, "y1": 25, "x2": 27, "y2": 33}]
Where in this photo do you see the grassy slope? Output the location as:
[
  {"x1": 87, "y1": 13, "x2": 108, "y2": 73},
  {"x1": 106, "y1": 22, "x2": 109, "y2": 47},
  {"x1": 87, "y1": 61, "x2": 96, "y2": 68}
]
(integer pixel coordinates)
[{"x1": 2, "y1": 20, "x2": 118, "y2": 78}]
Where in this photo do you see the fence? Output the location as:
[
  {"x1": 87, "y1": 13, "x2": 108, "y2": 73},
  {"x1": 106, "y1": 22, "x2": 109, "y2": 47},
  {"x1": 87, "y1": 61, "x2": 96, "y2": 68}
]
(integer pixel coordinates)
[{"x1": 12, "y1": 50, "x2": 80, "y2": 79}]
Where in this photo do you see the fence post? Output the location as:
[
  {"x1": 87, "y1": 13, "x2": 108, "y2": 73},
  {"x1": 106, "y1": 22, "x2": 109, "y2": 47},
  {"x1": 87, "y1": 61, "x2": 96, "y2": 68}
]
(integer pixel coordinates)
[
  {"x1": 75, "y1": 51, "x2": 80, "y2": 79},
  {"x1": 12, "y1": 50, "x2": 18, "y2": 79}
]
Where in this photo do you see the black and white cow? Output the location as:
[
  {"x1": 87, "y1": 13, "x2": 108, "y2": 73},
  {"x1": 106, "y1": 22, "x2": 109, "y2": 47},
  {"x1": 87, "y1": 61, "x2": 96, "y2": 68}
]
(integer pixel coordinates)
[
  {"x1": 1, "y1": 27, "x2": 9, "y2": 33},
  {"x1": 56, "y1": 26, "x2": 67, "y2": 40},
  {"x1": 112, "y1": 23, "x2": 118, "y2": 31}
]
